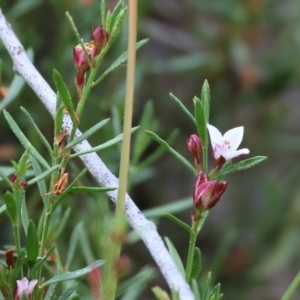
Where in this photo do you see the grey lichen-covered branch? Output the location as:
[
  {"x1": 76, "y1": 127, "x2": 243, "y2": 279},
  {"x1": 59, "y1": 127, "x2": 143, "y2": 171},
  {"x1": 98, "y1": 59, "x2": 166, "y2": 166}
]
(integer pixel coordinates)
[{"x1": 0, "y1": 10, "x2": 194, "y2": 300}]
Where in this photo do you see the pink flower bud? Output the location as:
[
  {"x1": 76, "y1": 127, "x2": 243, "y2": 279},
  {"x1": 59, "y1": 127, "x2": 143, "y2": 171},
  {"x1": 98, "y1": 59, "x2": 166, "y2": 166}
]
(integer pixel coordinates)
[
  {"x1": 91, "y1": 25, "x2": 109, "y2": 55},
  {"x1": 73, "y1": 43, "x2": 96, "y2": 85},
  {"x1": 193, "y1": 171, "x2": 227, "y2": 210},
  {"x1": 19, "y1": 181, "x2": 28, "y2": 189},
  {"x1": 187, "y1": 134, "x2": 202, "y2": 165}
]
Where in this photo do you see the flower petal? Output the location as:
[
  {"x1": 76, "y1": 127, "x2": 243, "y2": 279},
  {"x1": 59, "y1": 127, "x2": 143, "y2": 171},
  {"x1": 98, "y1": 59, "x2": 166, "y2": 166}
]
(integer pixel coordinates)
[
  {"x1": 223, "y1": 148, "x2": 250, "y2": 160},
  {"x1": 223, "y1": 126, "x2": 244, "y2": 151},
  {"x1": 207, "y1": 124, "x2": 223, "y2": 147},
  {"x1": 27, "y1": 279, "x2": 38, "y2": 294}
]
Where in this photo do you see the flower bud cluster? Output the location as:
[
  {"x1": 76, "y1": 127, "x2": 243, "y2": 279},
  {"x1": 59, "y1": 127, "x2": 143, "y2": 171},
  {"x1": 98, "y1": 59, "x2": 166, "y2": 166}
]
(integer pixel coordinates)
[
  {"x1": 187, "y1": 124, "x2": 249, "y2": 215},
  {"x1": 73, "y1": 25, "x2": 109, "y2": 100}
]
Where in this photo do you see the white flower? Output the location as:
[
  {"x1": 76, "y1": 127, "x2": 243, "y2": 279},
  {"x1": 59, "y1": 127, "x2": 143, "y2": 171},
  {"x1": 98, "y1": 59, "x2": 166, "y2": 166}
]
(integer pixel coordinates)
[
  {"x1": 15, "y1": 278, "x2": 38, "y2": 300},
  {"x1": 207, "y1": 124, "x2": 250, "y2": 160}
]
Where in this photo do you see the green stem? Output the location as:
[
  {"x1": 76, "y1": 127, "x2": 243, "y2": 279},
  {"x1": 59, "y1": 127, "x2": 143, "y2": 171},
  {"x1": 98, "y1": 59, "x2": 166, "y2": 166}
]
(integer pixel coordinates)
[
  {"x1": 12, "y1": 223, "x2": 21, "y2": 254},
  {"x1": 203, "y1": 146, "x2": 208, "y2": 173},
  {"x1": 185, "y1": 218, "x2": 200, "y2": 284},
  {"x1": 104, "y1": 0, "x2": 137, "y2": 298},
  {"x1": 281, "y1": 269, "x2": 300, "y2": 300}
]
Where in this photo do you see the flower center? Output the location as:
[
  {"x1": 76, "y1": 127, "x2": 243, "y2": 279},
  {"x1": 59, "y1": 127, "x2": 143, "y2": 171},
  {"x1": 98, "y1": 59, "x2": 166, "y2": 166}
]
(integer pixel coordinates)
[{"x1": 222, "y1": 140, "x2": 231, "y2": 150}]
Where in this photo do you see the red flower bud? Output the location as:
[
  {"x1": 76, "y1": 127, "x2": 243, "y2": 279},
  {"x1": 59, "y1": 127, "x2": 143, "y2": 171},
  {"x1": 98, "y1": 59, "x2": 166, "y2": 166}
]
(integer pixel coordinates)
[
  {"x1": 9, "y1": 173, "x2": 17, "y2": 183},
  {"x1": 19, "y1": 181, "x2": 28, "y2": 189},
  {"x1": 91, "y1": 25, "x2": 109, "y2": 55},
  {"x1": 193, "y1": 171, "x2": 227, "y2": 210},
  {"x1": 187, "y1": 134, "x2": 202, "y2": 165}
]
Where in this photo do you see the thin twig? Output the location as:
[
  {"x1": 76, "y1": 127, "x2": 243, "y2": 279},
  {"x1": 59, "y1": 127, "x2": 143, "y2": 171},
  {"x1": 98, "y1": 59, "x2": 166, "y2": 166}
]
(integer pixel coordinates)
[{"x1": 0, "y1": 10, "x2": 194, "y2": 300}]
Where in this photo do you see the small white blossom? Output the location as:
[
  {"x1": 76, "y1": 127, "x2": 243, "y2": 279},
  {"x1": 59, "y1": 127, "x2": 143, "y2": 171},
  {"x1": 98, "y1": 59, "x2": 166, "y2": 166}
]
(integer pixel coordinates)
[{"x1": 207, "y1": 124, "x2": 250, "y2": 160}]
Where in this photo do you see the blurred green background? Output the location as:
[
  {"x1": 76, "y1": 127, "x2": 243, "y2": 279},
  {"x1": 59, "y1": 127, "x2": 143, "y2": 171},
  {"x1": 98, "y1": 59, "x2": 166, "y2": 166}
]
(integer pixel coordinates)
[{"x1": 1, "y1": 0, "x2": 300, "y2": 299}]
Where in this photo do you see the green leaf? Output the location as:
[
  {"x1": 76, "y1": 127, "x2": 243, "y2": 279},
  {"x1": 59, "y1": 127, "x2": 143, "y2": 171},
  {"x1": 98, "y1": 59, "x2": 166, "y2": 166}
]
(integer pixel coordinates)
[
  {"x1": 55, "y1": 105, "x2": 64, "y2": 139},
  {"x1": 55, "y1": 207, "x2": 71, "y2": 239},
  {"x1": 191, "y1": 279, "x2": 201, "y2": 300},
  {"x1": 164, "y1": 237, "x2": 185, "y2": 276},
  {"x1": 169, "y1": 93, "x2": 196, "y2": 125},
  {"x1": 137, "y1": 129, "x2": 178, "y2": 170},
  {"x1": 57, "y1": 284, "x2": 77, "y2": 300},
  {"x1": 12, "y1": 249, "x2": 26, "y2": 281},
  {"x1": 70, "y1": 126, "x2": 139, "y2": 158},
  {"x1": 29, "y1": 155, "x2": 48, "y2": 207},
  {"x1": 145, "y1": 130, "x2": 197, "y2": 175},
  {"x1": 53, "y1": 69, "x2": 76, "y2": 123},
  {"x1": 0, "y1": 204, "x2": 7, "y2": 215},
  {"x1": 101, "y1": 0, "x2": 106, "y2": 24},
  {"x1": 203, "y1": 272, "x2": 212, "y2": 300},
  {"x1": 69, "y1": 186, "x2": 116, "y2": 194},
  {"x1": 191, "y1": 247, "x2": 201, "y2": 279},
  {"x1": 194, "y1": 97, "x2": 207, "y2": 151},
  {"x1": 4, "y1": 191, "x2": 18, "y2": 224},
  {"x1": 79, "y1": 225, "x2": 95, "y2": 265},
  {"x1": 107, "y1": 6, "x2": 128, "y2": 48},
  {"x1": 201, "y1": 80, "x2": 210, "y2": 125},
  {"x1": 116, "y1": 267, "x2": 156, "y2": 298},
  {"x1": 63, "y1": 118, "x2": 110, "y2": 151},
  {"x1": 108, "y1": 0, "x2": 124, "y2": 33},
  {"x1": 0, "y1": 167, "x2": 13, "y2": 187},
  {"x1": 143, "y1": 197, "x2": 192, "y2": 218},
  {"x1": 19, "y1": 190, "x2": 29, "y2": 236},
  {"x1": 40, "y1": 260, "x2": 105, "y2": 288},
  {"x1": 94, "y1": 39, "x2": 149, "y2": 86},
  {"x1": 27, "y1": 165, "x2": 60, "y2": 186},
  {"x1": 26, "y1": 220, "x2": 38, "y2": 269},
  {"x1": 20, "y1": 107, "x2": 52, "y2": 155},
  {"x1": 3, "y1": 110, "x2": 50, "y2": 169},
  {"x1": 162, "y1": 213, "x2": 192, "y2": 234},
  {"x1": 44, "y1": 283, "x2": 57, "y2": 300},
  {"x1": 17, "y1": 149, "x2": 30, "y2": 177},
  {"x1": 213, "y1": 156, "x2": 267, "y2": 180},
  {"x1": 152, "y1": 286, "x2": 171, "y2": 300},
  {"x1": 65, "y1": 222, "x2": 83, "y2": 270},
  {"x1": 28, "y1": 245, "x2": 55, "y2": 277}
]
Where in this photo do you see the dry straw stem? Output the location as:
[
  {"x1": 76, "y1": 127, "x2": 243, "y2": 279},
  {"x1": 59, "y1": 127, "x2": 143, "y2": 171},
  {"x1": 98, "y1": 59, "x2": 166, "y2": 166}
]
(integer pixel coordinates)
[{"x1": 0, "y1": 10, "x2": 194, "y2": 300}]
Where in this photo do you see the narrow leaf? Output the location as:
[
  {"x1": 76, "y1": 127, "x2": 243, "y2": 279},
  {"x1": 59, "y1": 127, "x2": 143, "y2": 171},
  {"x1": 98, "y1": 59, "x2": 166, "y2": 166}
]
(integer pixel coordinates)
[
  {"x1": 191, "y1": 247, "x2": 201, "y2": 279},
  {"x1": 94, "y1": 39, "x2": 149, "y2": 86},
  {"x1": 162, "y1": 213, "x2": 192, "y2": 234},
  {"x1": 194, "y1": 97, "x2": 207, "y2": 150},
  {"x1": 55, "y1": 207, "x2": 71, "y2": 239},
  {"x1": 108, "y1": 0, "x2": 124, "y2": 33},
  {"x1": 29, "y1": 155, "x2": 48, "y2": 207},
  {"x1": 3, "y1": 110, "x2": 50, "y2": 169},
  {"x1": 214, "y1": 156, "x2": 267, "y2": 179},
  {"x1": 57, "y1": 284, "x2": 77, "y2": 300},
  {"x1": 152, "y1": 286, "x2": 171, "y2": 300},
  {"x1": 71, "y1": 126, "x2": 139, "y2": 158},
  {"x1": 26, "y1": 220, "x2": 38, "y2": 268},
  {"x1": 53, "y1": 69, "x2": 76, "y2": 123},
  {"x1": 203, "y1": 272, "x2": 212, "y2": 300},
  {"x1": 12, "y1": 249, "x2": 26, "y2": 281},
  {"x1": 20, "y1": 190, "x2": 29, "y2": 236},
  {"x1": 201, "y1": 80, "x2": 210, "y2": 125},
  {"x1": 20, "y1": 107, "x2": 52, "y2": 155},
  {"x1": 27, "y1": 165, "x2": 60, "y2": 186},
  {"x1": 69, "y1": 186, "x2": 116, "y2": 194},
  {"x1": 44, "y1": 283, "x2": 57, "y2": 300},
  {"x1": 65, "y1": 222, "x2": 83, "y2": 270},
  {"x1": 170, "y1": 93, "x2": 196, "y2": 125},
  {"x1": 145, "y1": 130, "x2": 197, "y2": 175},
  {"x1": 0, "y1": 168, "x2": 12, "y2": 187},
  {"x1": 64, "y1": 118, "x2": 110, "y2": 151},
  {"x1": 40, "y1": 260, "x2": 105, "y2": 287},
  {"x1": 4, "y1": 191, "x2": 18, "y2": 224},
  {"x1": 164, "y1": 237, "x2": 185, "y2": 276},
  {"x1": 191, "y1": 279, "x2": 201, "y2": 300},
  {"x1": 55, "y1": 105, "x2": 64, "y2": 139}
]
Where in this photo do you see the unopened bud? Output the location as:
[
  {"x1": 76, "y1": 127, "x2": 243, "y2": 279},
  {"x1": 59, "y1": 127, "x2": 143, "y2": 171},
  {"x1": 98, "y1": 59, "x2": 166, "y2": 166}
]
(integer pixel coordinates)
[
  {"x1": 193, "y1": 171, "x2": 227, "y2": 210},
  {"x1": 187, "y1": 134, "x2": 202, "y2": 166},
  {"x1": 91, "y1": 25, "x2": 109, "y2": 55},
  {"x1": 19, "y1": 181, "x2": 28, "y2": 189},
  {"x1": 9, "y1": 173, "x2": 17, "y2": 183}
]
